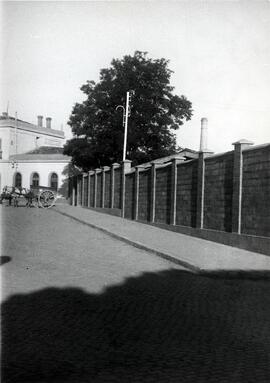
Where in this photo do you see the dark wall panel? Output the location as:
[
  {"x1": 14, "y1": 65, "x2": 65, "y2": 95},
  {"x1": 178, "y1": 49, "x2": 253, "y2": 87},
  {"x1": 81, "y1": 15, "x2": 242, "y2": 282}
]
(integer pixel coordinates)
[
  {"x1": 242, "y1": 145, "x2": 270, "y2": 237},
  {"x1": 203, "y1": 153, "x2": 234, "y2": 232}
]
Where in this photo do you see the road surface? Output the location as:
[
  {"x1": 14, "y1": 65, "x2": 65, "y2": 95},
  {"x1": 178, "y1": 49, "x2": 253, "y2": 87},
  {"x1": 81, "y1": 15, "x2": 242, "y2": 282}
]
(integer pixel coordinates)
[{"x1": 1, "y1": 206, "x2": 270, "y2": 382}]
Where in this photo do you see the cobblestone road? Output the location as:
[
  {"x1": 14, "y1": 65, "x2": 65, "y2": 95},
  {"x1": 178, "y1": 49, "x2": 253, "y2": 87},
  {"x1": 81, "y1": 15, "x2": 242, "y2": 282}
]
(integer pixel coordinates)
[{"x1": 1, "y1": 206, "x2": 270, "y2": 382}]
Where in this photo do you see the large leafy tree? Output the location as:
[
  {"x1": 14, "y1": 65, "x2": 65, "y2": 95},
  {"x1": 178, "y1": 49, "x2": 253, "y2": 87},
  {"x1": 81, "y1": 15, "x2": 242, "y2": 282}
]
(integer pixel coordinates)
[{"x1": 64, "y1": 51, "x2": 192, "y2": 170}]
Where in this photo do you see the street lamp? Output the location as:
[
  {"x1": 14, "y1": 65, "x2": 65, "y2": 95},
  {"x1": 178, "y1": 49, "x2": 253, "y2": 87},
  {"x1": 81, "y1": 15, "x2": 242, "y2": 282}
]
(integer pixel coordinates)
[{"x1": 116, "y1": 91, "x2": 134, "y2": 161}]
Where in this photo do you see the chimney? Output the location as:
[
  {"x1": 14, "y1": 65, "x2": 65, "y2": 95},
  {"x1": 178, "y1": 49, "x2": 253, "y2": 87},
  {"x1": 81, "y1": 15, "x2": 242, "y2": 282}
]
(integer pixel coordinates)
[
  {"x1": 2, "y1": 112, "x2": 8, "y2": 118},
  {"x1": 46, "y1": 117, "x2": 52, "y2": 129},
  {"x1": 37, "y1": 115, "x2": 43, "y2": 128},
  {"x1": 199, "y1": 117, "x2": 208, "y2": 152}
]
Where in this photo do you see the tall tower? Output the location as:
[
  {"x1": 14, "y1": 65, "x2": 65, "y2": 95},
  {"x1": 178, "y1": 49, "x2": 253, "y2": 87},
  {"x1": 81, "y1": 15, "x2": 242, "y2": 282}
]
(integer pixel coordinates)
[{"x1": 199, "y1": 117, "x2": 208, "y2": 151}]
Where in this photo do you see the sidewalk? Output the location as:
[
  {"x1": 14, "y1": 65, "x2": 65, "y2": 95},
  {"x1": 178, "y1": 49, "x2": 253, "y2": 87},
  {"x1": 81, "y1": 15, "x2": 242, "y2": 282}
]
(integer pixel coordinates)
[{"x1": 54, "y1": 205, "x2": 270, "y2": 274}]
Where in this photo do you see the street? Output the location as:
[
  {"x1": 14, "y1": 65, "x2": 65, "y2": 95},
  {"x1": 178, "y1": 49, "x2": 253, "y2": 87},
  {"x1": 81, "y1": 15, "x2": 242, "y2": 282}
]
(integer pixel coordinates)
[{"x1": 1, "y1": 206, "x2": 270, "y2": 382}]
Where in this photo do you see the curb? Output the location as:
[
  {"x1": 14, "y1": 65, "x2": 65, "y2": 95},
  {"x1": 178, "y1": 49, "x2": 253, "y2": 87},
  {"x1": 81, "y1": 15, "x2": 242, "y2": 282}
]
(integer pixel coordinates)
[{"x1": 53, "y1": 208, "x2": 201, "y2": 274}]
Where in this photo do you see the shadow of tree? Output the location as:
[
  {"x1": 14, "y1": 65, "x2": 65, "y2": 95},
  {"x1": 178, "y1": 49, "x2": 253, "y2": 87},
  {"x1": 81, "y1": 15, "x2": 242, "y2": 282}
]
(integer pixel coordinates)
[
  {"x1": 0, "y1": 256, "x2": 11, "y2": 266},
  {"x1": 2, "y1": 269, "x2": 270, "y2": 382}
]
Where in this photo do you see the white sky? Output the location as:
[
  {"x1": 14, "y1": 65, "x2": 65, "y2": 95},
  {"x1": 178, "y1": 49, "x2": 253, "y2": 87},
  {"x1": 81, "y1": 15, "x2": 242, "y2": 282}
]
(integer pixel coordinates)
[{"x1": 1, "y1": 0, "x2": 270, "y2": 153}]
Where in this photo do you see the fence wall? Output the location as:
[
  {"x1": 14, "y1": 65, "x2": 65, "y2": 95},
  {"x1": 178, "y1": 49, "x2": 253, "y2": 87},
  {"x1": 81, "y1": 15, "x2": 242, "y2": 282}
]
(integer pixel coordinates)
[
  {"x1": 70, "y1": 141, "x2": 270, "y2": 253},
  {"x1": 203, "y1": 152, "x2": 234, "y2": 232},
  {"x1": 176, "y1": 160, "x2": 198, "y2": 228},
  {"x1": 241, "y1": 145, "x2": 270, "y2": 237}
]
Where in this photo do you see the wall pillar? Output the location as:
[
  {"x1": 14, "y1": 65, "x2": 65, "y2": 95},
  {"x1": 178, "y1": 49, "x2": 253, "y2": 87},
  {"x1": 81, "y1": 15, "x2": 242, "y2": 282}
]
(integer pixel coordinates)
[
  {"x1": 76, "y1": 175, "x2": 82, "y2": 206},
  {"x1": 170, "y1": 156, "x2": 185, "y2": 225},
  {"x1": 110, "y1": 163, "x2": 119, "y2": 208},
  {"x1": 150, "y1": 162, "x2": 160, "y2": 223},
  {"x1": 72, "y1": 176, "x2": 76, "y2": 206},
  {"x1": 134, "y1": 165, "x2": 144, "y2": 221},
  {"x1": 232, "y1": 139, "x2": 254, "y2": 234},
  {"x1": 196, "y1": 150, "x2": 213, "y2": 228},
  {"x1": 101, "y1": 168, "x2": 106, "y2": 208},
  {"x1": 82, "y1": 174, "x2": 86, "y2": 207},
  {"x1": 94, "y1": 169, "x2": 100, "y2": 208},
  {"x1": 102, "y1": 166, "x2": 110, "y2": 208},
  {"x1": 121, "y1": 160, "x2": 132, "y2": 218},
  {"x1": 87, "y1": 171, "x2": 91, "y2": 208}
]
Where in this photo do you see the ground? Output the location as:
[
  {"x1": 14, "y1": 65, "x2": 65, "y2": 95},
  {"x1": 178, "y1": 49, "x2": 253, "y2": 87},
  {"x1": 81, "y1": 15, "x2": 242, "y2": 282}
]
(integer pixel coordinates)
[{"x1": 1, "y1": 206, "x2": 270, "y2": 382}]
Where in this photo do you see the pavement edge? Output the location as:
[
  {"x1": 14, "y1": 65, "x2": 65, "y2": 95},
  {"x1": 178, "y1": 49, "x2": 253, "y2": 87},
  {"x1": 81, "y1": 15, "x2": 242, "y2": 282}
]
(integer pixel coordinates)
[{"x1": 53, "y1": 208, "x2": 201, "y2": 274}]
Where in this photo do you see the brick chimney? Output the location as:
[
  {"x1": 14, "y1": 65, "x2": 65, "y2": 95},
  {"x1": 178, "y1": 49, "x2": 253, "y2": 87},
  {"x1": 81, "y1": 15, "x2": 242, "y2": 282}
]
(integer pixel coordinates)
[
  {"x1": 199, "y1": 117, "x2": 208, "y2": 152},
  {"x1": 37, "y1": 115, "x2": 43, "y2": 128},
  {"x1": 46, "y1": 117, "x2": 52, "y2": 129}
]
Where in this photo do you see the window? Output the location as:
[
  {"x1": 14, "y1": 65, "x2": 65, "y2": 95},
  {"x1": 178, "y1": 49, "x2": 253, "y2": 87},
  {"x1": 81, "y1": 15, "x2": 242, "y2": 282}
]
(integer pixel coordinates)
[
  {"x1": 32, "y1": 173, "x2": 39, "y2": 187},
  {"x1": 50, "y1": 173, "x2": 58, "y2": 190},
  {"x1": 15, "y1": 172, "x2": 22, "y2": 188}
]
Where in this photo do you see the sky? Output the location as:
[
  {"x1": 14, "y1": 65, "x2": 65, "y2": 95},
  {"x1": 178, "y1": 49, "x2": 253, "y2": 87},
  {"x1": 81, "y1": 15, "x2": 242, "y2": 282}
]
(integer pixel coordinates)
[{"x1": 1, "y1": 0, "x2": 270, "y2": 153}]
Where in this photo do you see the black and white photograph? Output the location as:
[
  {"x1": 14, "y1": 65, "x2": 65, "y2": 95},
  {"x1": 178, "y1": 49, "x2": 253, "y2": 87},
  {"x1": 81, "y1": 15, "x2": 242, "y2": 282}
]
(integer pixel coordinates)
[{"x1": 1, "y1": 1, "x2": 270, "y2": 382}]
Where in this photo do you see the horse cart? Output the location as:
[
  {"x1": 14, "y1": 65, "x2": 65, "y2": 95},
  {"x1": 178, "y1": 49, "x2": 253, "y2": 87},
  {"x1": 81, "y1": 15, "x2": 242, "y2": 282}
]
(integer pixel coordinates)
[{"x1": 0, "y1": 185, "x2": 57, "y2": 208}]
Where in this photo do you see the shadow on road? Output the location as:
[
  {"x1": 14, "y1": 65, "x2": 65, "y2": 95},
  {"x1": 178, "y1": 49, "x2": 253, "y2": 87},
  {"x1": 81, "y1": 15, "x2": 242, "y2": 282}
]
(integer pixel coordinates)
[
  {"x1": 201, "y1": 269, "x2": 270, "y2": 280},
  {"x1": 2, "y1": 269, "x2": 270, "y2": 382},
  {"x1": 0, "y1": 256, "x2": 11, "y2": 266}
]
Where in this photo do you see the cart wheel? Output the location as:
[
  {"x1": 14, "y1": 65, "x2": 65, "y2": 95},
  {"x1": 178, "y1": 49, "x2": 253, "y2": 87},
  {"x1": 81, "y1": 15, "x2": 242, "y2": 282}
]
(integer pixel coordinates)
[{"x1": 39, "y1": 190, "x2": 55, "y2": 208}]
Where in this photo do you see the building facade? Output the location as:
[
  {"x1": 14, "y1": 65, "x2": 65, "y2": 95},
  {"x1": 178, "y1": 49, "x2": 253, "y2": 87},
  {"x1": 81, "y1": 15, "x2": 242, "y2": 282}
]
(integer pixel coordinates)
[{"x1": 0, "y1": 112, "x2": 71, "y2": 194}]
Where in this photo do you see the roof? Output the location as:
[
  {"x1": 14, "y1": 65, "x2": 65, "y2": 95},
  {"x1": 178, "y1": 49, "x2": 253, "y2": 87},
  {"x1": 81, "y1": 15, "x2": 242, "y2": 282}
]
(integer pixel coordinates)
[
  {"x1": 9, "y1": 146, "x2": 71, "y2": 161},
  {"x1": 0, "y1": 116, "x2": 65, "y2": 138},
  {"x1": 140, "y1": 148, "x2": 199, "y2": 167},
  {"x1": 26, "y1": 146, "x2": 65, "y2": 155}
]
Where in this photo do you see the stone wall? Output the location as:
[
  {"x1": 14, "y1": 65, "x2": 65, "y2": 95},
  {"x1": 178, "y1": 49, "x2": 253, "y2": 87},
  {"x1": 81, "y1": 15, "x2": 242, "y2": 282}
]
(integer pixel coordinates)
[
  {"x1": 114, "y1": 168, "x2": 122, "y2": 210},
  {"x1": 71, "y1": 142, "x2": 270, "y2": 251},
  {"x1": 155, "y1": 165, "x2": 171, "y2": 224},
  {"x1": 104, "y1": 171, "x2": 111, "y2": 208},
  {"x1": 138, "y1": 169, "x2": 151, "y2": 222},
  {"x1": 204, "y1": 152, "x2": 234, "y2": 232},
  {"x1": 96, "y1": 172, "x2": 102, "y2": 208},
  {"x1": 176, "y1": 160, "x2": 198, "y2": 228},
  {"x1": 124, "y1": 172, "x2": 135, "y2": 219},
  {"x1": 241, "y1": 145, "x2": 270, "y2": 237}
]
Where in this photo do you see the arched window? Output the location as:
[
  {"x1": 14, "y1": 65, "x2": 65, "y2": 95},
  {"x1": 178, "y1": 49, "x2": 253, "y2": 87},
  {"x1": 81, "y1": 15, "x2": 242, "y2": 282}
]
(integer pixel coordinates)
[
  {"x1": 32, "y1": 172, "x2": 39, "y2": 187},
  {"x1": 15, "y1": 172, "x2": 22, "y2": 188},
  {"x1": 50, "y1": 173, "x2": 58, "y2": 190}
]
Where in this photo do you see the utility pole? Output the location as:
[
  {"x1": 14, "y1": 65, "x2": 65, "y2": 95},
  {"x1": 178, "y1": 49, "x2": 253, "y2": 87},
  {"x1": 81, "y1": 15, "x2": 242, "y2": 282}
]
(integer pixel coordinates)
[
  {"x1": 123, "y1": 91, "x2": 130, "y2": 161},
  {"x1": 116, "y1": 90, "x2": 134, "y2": 162}
]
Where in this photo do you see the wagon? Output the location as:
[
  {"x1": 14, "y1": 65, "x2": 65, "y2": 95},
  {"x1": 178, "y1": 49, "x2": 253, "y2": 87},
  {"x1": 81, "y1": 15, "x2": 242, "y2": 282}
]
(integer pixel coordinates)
[
  {"x1": 27, "y1": 185, "x2": 57, "y2": 208},
  {"x1": 0, "y1": 185, "x2": 57, "y2": 208}
]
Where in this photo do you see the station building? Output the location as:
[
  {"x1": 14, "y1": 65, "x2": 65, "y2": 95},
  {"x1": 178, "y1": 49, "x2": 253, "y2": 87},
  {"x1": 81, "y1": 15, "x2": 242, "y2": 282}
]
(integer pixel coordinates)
[{"x1": 0, "y1": 112, "x2": 71, "y2": 194}]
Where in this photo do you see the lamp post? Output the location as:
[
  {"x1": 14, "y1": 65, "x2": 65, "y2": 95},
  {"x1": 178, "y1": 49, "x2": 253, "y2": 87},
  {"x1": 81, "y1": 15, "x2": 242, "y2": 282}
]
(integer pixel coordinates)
[{"x1": 116, "y1": 91, "x2": 134, "y2": 161}]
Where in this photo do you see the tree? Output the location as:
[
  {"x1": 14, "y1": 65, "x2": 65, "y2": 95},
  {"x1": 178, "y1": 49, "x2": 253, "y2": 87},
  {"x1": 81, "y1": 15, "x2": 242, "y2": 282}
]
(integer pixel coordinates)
[{"x1": 64, "y1": 51, "x2": 192, "y2": 170}]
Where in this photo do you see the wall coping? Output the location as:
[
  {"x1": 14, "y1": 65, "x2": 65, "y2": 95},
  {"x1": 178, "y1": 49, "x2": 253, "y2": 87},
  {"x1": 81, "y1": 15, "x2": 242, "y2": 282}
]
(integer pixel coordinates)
[
  {"x1": 155, "y1": 162, "x2": 173, "y2": 170},
  {"x1": 112, "y1": 163, "x2": 121, "y2": 169},
  {"x1": 125, "y1": 168, "x2": 136, "y2": 175},
  {"x1": 137, "y1": 166, "x2": 152, "y2": 173},
  {"x1": 242, "y1": 142, "x2": 270, "y2": 152},
  {"x1": 204, "y1": 150, "x2": 234, "y2": 160},
  {"x1": 176, "y1": 158, "x2": 198, "y2": 166}
]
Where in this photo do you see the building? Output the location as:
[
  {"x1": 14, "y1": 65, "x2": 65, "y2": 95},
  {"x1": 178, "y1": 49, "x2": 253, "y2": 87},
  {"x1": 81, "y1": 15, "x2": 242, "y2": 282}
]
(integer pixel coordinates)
[{"x1": 0, "y1": 112, "x2": 71, "y2": 195}]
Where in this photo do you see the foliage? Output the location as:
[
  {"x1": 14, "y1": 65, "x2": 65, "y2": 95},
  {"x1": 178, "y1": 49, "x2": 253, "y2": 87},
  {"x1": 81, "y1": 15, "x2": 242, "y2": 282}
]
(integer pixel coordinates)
[{"x1": 64, "y1": 51, "x2": 192, "y2": 170}]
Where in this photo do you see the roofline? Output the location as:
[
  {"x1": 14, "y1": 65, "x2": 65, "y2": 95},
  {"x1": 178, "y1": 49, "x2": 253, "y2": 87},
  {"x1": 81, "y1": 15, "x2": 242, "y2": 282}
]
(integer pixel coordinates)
[
  {"x1": 0, "y1": 159, "x2": 70, "y2": 163},
  {"x1": 0, "y1": 119, "x2": 65, "y2": 138}
]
